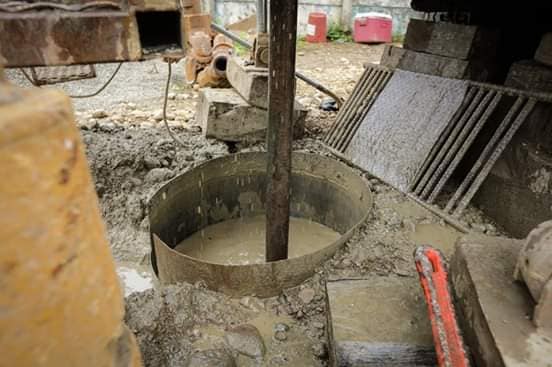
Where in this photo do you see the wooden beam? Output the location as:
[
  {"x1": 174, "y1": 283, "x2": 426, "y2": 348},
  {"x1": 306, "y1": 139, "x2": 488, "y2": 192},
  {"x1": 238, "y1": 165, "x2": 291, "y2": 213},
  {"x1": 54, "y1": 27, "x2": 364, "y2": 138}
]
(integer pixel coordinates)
[{"x1": 265, "y1": 0, "x2": 298, "y2": 262}]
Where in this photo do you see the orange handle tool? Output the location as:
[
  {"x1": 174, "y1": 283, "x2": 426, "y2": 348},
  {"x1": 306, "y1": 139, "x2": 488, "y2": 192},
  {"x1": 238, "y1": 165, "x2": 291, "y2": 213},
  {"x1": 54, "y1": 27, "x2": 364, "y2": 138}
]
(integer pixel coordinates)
[{"x1": 414, "y1": 246, "x2": 470, "y2": 367}]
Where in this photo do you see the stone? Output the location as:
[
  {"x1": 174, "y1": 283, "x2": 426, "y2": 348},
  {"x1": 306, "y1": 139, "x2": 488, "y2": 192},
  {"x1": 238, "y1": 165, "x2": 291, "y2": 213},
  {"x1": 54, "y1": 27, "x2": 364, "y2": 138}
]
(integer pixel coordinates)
[
  {"x1": 535, "y1": 33, "x2": 552, "y2": 67},
  {"x1": 274, "y1": 323, "x2": 290, "y2": 333},
  {"x1": 470, "y1": 223, "x2": 487, "y2": 233},
  {"x1": 196, "y1": 88, "x2": 307, "y2": 142},
  {"x1": 485, "y1": 223, "x2": 496, "y2": 234},
  {"x1": 226, "y1": 56, "x2": 269, "y2": 109},
  {"x1": 143, "y1": 156, "x2": 161, "y2": 169},
  {"x1": 298, "y1": 288, "x2": 315, "y2": 304},
  {"x1": 312, "y1": 321, "x2": 324, "y2": 330},
  {"x1": 153, "y1": 110, "x2": 163, "y2": 122},
  {"x1": 404, "y1": 19, "x2": 499, "y2": 60},
  {"x1": 144, "y1": 168, "x2": 174, "y2": 184},
  {"x1": 274, "y1": 331, "x2": 287, "y2": 341},
  {"x1": 187, "y1": 328, "x2": 202, "y2": 338},
  {"x1": 402, "y1": 219, "x2": 417, "y2": 232},
  {"x1": 326, "y1": 276, "x2": 435, "y2": 366},
  {"x1": 451, "y1": 235, "x2": 552, "y2": 366},
  {"x1": 91, "y1": 109, "x2": 108, "y2": 119},
  {"x1": 186, "y1": 349, "x2": 236, "y2": 367},
  {"x1": 224, "y1": 324, "x2": 266, "y2": 359},
  {"x1": 505, "y1": 60, "x2": 552, "y2": 93},
  {"x1": 81, "y1": 118, "x2": 98, "y2": 130},
  {"x1": 312, "y1": 342, "x2": 327, "y2": 359},
  {"x1": 239, "y1": 296, "x2": 265, "y2": 311},
  {"x1": 380, "y1": 45, "x2": 495, "y2": 82},
  {"x1": 168, "y1": 92, "x2": 176, "y2": 100}
]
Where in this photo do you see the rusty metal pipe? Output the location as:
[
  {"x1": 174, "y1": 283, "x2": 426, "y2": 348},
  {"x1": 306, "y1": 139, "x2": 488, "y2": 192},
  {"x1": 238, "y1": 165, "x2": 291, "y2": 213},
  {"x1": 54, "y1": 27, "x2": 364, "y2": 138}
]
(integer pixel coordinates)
[
  {"x1": 196, "y1": 34, "x2": 233, "y2": 87},
  {"x1": 210, "y1": 22, "x2": 343, "y2": 106}
]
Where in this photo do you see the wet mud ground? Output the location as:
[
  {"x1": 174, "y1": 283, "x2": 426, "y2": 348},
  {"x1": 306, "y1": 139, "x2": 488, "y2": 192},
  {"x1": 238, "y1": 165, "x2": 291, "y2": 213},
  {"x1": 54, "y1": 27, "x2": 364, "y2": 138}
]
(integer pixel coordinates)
[{"x1": 8, "y1": 42, "x2": 505, "y2": 366}]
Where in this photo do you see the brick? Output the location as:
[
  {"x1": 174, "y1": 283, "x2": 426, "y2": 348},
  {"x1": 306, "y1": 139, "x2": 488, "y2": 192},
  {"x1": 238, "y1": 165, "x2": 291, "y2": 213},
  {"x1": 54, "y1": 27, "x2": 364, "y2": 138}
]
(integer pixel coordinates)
[
  {"x1": 196, "y1": 88, "x2": 306, "y2": 142},
  {"x1": 226, "y1": 56, "x2": 269, "y2": 109},
  {"x1": 381, "y1": 45, "x2": 495, "y2": 81},
  {"x1": 404, "y1": 19, "x2": 499, "y2": 60},
  {"x1": 535, "y1": 33, "x2": 552, "y2": 67}
]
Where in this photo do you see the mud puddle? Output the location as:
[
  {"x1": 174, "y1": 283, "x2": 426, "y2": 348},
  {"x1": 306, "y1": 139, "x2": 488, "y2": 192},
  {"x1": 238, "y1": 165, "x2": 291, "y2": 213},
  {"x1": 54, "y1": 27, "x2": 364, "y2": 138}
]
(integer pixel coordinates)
[{"x1": 175, "y1": 215, "x2": 340, "y2": 265}]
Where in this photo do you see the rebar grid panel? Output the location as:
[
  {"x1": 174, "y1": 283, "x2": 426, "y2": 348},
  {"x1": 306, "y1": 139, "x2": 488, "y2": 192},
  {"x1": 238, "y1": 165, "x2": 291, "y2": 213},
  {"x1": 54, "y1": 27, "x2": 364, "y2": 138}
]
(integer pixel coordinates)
[
  {"x1": 324, "y1": 64, "x2": 393, "y2": 152},
  {"x1": 410, "y1": 81, "x2": 546, "y2": 216}
]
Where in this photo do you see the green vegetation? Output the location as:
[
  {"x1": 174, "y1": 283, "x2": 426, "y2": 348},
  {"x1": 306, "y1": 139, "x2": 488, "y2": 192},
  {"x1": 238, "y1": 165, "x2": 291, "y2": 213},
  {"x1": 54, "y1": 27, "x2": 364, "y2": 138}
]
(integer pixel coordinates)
[
  {"x1": 233, "y1": 42, "x2": 249, "y2": 57},
  {"x1": 327, "y1": 23, "x2": 353, "y2": 42},
  {"x1": 392, "y1": 34, "x2": 405, "y2": 44}
]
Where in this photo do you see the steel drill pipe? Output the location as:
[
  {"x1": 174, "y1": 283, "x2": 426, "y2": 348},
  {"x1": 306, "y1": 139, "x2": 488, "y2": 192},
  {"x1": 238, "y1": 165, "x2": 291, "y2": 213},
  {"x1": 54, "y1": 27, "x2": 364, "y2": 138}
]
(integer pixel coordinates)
[{"x1": 265, "y1": 0, "x2": 299, "y2": 262}]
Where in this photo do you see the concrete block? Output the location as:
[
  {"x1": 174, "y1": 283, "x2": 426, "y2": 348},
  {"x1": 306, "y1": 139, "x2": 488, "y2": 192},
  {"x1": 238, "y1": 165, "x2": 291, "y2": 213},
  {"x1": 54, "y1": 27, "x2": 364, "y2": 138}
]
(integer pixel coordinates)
[
  {"x1": 404, "y1": 19, "x2": 499, "y2": 60},
  {"x1": 451, "y1": 235, "x2": 552, "y2": 367},
  {"x1": 226, "y1": 56, "x2": 269, "y2": 109},
  {"x1": 196, "y1": 88, "x2": 307, "y2": 142},
  {"x1": 535, "y1": 33, "x2": 552, "y2": 67},
  {"x1": 326, "y1": 276, "x2": 436, "y2": 366},
  {"x1": 381, "y1": 45, "x2": 495, "y2": 82},
  {"x1": 505, "y1": 60, "x2": 552, "y2": 92}
]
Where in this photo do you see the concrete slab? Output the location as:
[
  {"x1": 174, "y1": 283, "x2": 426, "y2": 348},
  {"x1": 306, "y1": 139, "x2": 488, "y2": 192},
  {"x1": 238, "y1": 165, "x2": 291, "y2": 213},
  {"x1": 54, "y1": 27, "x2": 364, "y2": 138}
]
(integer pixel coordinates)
[
  {"x1": 535, "y1": 33, "x2": 552, "y2": 67},
  {"x1": 404, "y1": 19, "x2": 499, "y2": 60},
  {"x1": 505, "y1": 60, "x2": 552, "y2": 92},
  {"x1": 196, "y1": 88, "x2": 306, "y2": 142},
  {"x1": 451, "y1": 235, "x2": 552, "y2": 367},
  {"x1": 381, "y1": 45, "x2": 495, "y2": 82},
  {"x1": 226, "y1": 56, "x2": 269, "y2": 109},
  {"x1": 326, "y1": 276, "x2": 436, "y2": 366}
]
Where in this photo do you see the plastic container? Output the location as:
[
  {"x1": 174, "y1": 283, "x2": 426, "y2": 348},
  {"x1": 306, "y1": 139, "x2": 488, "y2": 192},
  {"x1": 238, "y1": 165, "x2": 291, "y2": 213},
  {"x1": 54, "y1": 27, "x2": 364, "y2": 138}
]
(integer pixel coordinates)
[
  {"x1": 306, "y1": 12, "x2": 327, "y2": 43},
  {"x1": 353, "y1": 12, "x2": 392, "y2": 43}
]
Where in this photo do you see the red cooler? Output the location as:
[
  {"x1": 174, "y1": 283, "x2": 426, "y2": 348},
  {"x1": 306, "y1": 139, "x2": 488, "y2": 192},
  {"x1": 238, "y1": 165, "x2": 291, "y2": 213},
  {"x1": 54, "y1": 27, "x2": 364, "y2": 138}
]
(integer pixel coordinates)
[
  {"x1": 353, "y1": 12, "x2": 392, "y2": 43},
  {"x1": 306, "y1": 12, "x2": 327, "y2": 43}
]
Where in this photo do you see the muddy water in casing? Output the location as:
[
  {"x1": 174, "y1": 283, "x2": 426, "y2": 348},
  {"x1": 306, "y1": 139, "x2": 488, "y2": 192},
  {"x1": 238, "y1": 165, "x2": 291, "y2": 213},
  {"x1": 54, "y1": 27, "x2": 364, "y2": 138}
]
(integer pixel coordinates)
[{"x1": 174, "y1": 215, "x2": 340, "y2": 265}]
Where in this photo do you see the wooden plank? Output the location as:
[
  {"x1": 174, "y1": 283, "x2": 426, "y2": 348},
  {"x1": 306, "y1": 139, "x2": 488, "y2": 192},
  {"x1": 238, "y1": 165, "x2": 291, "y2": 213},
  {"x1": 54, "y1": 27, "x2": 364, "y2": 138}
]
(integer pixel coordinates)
[
  {"x1": 336, "y1": 342, "x2": 436, "y2": 366},
  {"x1": 506, "y1": 60, "x2": 552, "y2": 93},
  {"x1": 404, "y1": 19, "x2": 498, "y2": 60},
  {"x1": 535, "y1": 33, "x2": 552, "y2": 67},
  {"x1": 265, "y1": 0, "x2": 298, "y2": 262},
  {"x1": 326, "y1": 277, "x2": 436, "y2": 367},
  {"x1": 381, "y1": 45, "x2": 495, "y2": 82}
]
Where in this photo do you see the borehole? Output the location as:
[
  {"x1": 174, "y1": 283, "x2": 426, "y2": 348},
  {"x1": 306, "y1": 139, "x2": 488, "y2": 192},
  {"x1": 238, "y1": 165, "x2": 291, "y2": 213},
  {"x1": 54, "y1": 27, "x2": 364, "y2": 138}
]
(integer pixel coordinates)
[{"x1": 148, "y1": 152, "x2": 373, "y2": 297}]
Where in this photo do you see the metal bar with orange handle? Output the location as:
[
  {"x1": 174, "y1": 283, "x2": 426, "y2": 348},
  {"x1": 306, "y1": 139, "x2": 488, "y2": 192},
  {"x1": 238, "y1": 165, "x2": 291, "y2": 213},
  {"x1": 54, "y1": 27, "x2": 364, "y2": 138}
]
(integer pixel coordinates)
[{"x1": 414, "y1": 246, "x2": 470, "y2": 367}]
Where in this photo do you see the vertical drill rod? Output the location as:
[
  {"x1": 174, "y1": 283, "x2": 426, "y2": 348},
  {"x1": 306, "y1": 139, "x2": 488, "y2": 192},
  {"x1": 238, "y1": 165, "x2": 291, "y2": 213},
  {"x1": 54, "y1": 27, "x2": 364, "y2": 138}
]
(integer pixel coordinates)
[{"x1": 265, "y1": 0, "x2": 298, "y2": 262}]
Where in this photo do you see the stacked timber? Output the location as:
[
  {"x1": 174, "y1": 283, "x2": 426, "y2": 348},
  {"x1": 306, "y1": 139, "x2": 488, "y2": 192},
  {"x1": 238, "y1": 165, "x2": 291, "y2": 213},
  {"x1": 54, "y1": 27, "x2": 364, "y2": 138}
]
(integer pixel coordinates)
[
  {"x1": 196, "y1": 56, "x2": 307, "y2": 142},
  {"x1": 381, "y1": 19, "x2": 499, "y2": 82}
]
